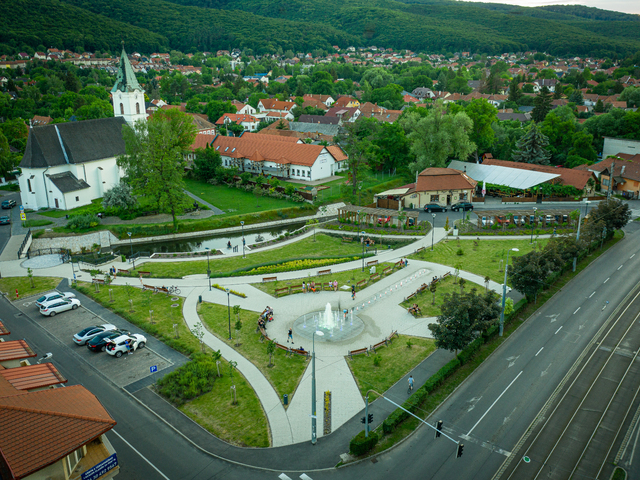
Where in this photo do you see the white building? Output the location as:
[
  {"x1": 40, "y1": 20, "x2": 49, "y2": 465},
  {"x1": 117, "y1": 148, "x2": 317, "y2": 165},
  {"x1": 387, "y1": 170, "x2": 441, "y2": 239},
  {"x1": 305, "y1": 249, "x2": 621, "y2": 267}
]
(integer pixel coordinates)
[{"x1": 18, "y1": 47, "x2": 142, "y2": 210}]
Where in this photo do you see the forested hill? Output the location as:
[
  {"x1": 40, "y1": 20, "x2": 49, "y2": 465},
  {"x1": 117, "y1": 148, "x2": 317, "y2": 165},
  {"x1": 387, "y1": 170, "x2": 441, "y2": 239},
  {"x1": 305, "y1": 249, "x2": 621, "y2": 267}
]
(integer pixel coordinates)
[{"x1": 2, "y1": 0, "x2": 640, "y2": 56}]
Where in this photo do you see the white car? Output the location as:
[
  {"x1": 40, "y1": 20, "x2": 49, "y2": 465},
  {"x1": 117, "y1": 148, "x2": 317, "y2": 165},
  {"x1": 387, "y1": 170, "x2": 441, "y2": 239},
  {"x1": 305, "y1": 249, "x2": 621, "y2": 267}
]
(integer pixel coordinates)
[
  {"x1": 481, "y1": 216, "x2": 494, "y2": 227},
  {"x1": 73, "y1": 324, "x2": 117, "y2": 345},
  {"x1": 35, "y1": 291, "x2": 76, "y2": 308},
  {"x1": 40, "y1": 298, "x2": 81, "y2": 317},
  {"x1": 105, "y1": 334, "x2": 147, "y2": 357}
]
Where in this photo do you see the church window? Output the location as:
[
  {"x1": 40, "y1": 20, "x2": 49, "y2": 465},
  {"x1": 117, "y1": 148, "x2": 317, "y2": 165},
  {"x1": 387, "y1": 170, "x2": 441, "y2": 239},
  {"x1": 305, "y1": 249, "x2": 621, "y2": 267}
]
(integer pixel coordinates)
[
  {"x1": 27, "y1": 179, "x2": 32, "y2": 192},
  {"x1": 136, "y1": 103, "x2": 140, "y2": 114},
  {"x1": 120, "y1": 103, "x2": 124, "y2": 115}
]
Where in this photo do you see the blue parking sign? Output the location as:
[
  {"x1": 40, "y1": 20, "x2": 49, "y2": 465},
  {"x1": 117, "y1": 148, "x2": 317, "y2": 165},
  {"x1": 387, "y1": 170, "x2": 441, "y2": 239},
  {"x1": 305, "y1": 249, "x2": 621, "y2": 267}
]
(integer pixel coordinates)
[{"x1": 150, "y1": 365, "x2": 158, "y2": 373}]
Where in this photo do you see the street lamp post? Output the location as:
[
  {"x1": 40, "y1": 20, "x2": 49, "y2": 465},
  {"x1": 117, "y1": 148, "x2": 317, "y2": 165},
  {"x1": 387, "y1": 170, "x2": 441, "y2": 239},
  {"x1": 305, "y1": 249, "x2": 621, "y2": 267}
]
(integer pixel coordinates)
[
  {"x1": 573, "y1": 200, "x2": 591, "y2": 272},
  {"x1": 240, "y1": 221, "x2": 245, "y2": 259},
  {"x1": 500, "y1": 248, "x2": 519, "y2": 337},
  {"x1": 205, "y1": 247, "x2": 211, "y2": 291},
  {"x1": 225, "y1": 288, "x2": 231, "y2": 340},
  {"x1": 127, "y1": 232, "x2": 135, "y2": 269},
  {"x1": 431, "y1": 213, "x2": 436, "y2": 251},
  {"x1": 529, "y1": 207, "x2": 537, "y2": 244},
  {"x1": 311, "y1": 329, "x2": 324, "y2": 445},
  {"x1": 360, "y1": 230, "x2": 366, "y2": 272}
]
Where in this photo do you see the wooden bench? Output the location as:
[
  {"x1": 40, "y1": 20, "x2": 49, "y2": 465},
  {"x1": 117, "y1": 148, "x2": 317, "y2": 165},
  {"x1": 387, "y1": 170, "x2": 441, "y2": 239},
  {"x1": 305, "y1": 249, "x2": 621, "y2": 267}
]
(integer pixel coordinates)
[
  {"x1": 341, "y1": 236, "x2": 354, "y2": 243},
  {"x1": 317, "y1": 269, "x2": 331, "y2": 276},
  {"x1": 382, "y1": 267, "x2": 392, "y2": 276},
  {"x1": 258, "y1": 328, "x2": 269, "y2": 342},
  {"x1": 290, "y1": 284, "x2": 303, "y2": 294},
  {"x1": 276, "y1": 343, "x2": 290, "y2": 355},
  {"x1": 322, "y1": 282, "x2": 331, "y2": 291},
  {"x1": 117, "y1": 269, "x2": 129, "y2": 274},
  {"x1": 275, "y1": 287, "x2": 290, "y2": 298},
  {"x1": 388, "y1": 330, "x2": 399, "y2": 341},
  {"x1": 156, "y1": 287, "x2": 170, "y2": 295},
  {"x1": 290, "y1": 348, "x2": 309, "y2": 358},
  {"x1": 442, "y1": 272, "x2": 451, "y2": 279},
  {"x1": 92, "y1": 278, "x2": 105, "y2": 285},
  {"x1": 348, "y1": 347, "x2": 369, "y2": 359},
  {"x1": 356, "y1": 279, "x2": 368, "y2": 290},
  {"x1": 137, "y1": 271, "x2": 151, "y2": 277},
  {"x1": 370, "y1": 274, "x2": 380, "y2": 282},
  {"x1": 369, "y1": 339, "x2": 388, "y2": 354},
  {"x1": 366, "y1": 260, "x2": 378, "y2": 267},
  {"x1": 142, "y1": 284, "x2": 156, "y2": 292},
  {"x1": 404, "y1": 292, "x2": 417, "y2": 301},
  {"x1": 262, "y1": 276, "x2": 277, "y2": 283},
  {"x1": 415, "y1": 247, "x2": 425, "y2": 254},
  {"x1": 394, "y1": 260, "x2": 403, "y2": 269}
]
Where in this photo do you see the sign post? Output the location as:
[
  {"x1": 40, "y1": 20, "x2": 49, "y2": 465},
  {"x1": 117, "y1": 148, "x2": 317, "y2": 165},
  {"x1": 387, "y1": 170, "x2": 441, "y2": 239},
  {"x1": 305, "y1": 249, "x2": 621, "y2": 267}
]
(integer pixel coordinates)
[{"x1": 81, "y1": 453, "x2": 118, "y2": 480}]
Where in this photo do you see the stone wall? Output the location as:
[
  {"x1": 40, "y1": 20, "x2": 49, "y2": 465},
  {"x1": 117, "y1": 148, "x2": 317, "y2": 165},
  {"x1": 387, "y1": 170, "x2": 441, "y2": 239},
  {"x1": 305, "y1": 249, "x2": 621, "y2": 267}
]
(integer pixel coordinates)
[{"x1": 31, "y1": 231, "x2": 119, "y2": 253}]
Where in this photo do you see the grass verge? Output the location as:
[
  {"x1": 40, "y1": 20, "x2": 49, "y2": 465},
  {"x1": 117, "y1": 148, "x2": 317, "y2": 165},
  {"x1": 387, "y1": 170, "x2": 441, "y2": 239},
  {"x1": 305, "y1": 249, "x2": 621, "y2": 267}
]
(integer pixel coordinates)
[
  {"x1": 357, "y1": 230, "x2": 624, "y2": 458},
  {"x1": 408, "y1": 238, "x2": 549, "y2": 283},
  {"x1": 198, "y1": 302, "x2": 308, "y2": 402},
  {"x1": 0, "y1": 277, "x2": 62, "y2": 299},
  {"x1": 23, "y1": 219, "x2": 54, "y2": 227},
  {"x1": 399, "y1": 276, "x2": 484, "y2": 318},
  {"x1": 73, "y1": 282, "x2": 270, "y2": 447},
  {"x1": 347, "y1": 335, "x2": 436, "y2": 401}
]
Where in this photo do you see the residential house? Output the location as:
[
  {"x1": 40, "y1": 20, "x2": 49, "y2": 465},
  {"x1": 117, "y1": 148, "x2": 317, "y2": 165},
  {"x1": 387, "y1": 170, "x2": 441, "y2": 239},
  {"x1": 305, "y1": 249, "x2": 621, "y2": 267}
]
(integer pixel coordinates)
[
  {"x1": 230, "y1": 100, "x2": 256, "y2": 115},
  {"x1": 0, "y1": 340, "x2": 36, "y2": 368},
  {"x1": 602, "y1": 137, "x2": 640, "y2": 159},
  {"x1": 215, "y1": 113, "x2": 260, "y2": 132},
  {"x1": 333, "y1": 96, "x2": 360, "y2": 108},
  {"x1": 325, "y1": 106, "x2": 360, "y2": 123},
  {"x1": 298, "y1": 115, "x2": 340, "y2": 125},
  {"x1": 30, "y1": 116, "x2": 52, "y2": 127},
  {"x1": 402, "y1": 168, "x2": 477, "y2": 209},
  {"x1": 257, "y1": 99, "x2": 296, "y2": 115},
  {"x1": 302, "y1": 94, "x2": 335, "y2": 107},
  {"x1": 598, "y1": 154, "x2": 640, "y2": 199},
  {"x1": 288, "y1": 121, "x2": 340, "y2": 138}
]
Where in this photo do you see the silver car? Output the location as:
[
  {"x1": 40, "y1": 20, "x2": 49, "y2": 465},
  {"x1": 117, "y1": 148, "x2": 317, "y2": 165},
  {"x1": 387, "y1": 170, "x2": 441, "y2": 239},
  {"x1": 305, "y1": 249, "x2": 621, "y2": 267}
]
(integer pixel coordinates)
[
  {"x1": 73, "y1": 324, "x2": 117, "y2": 345},
  {"x1": 35, "y1": 291, "x2": 76, "y2": 309},
  {"x1": 39, "y1": 298, "x2": 81, "y2": 317}
]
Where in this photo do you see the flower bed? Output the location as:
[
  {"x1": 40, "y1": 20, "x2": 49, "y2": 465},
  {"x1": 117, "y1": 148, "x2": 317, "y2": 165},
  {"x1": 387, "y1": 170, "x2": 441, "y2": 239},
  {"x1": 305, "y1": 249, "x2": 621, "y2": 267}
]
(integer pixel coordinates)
[
  {"x1": 244, "y1": 257, "x2": 360, "y2": 275},
  {"x1": 151, "y1": 250, "x2": 223, "y2": 259}
]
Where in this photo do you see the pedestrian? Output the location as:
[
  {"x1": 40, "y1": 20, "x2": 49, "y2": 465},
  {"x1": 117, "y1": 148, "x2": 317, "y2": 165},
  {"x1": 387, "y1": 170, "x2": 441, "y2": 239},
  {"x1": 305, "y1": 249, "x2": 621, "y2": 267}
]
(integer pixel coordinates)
[
  {"x1": 302, "y1": 281, "x2": 307, "y2": 293},
  {"x1": 112, "y1": 266, "x2": 116, "y2": 278},
  {"x1": 333, "y1": 280, "x2": 338, "y2": 291},
  {"x1": 408, "y1": 375, "x2": 414, "y2": 393},
  {"x1": 287, "y1": 327, "x2": 293, "y2": 343},
  {"x1": 351, "y1": 284, "x2": 356, "y2": 300}
]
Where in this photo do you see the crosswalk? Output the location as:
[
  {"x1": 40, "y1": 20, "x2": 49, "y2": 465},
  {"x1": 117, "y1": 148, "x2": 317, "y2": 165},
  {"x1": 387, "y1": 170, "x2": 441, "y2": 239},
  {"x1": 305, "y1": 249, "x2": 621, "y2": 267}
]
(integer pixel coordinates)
[{"x1": 278, "y1": 474, "x2": 314, "y2": 480}]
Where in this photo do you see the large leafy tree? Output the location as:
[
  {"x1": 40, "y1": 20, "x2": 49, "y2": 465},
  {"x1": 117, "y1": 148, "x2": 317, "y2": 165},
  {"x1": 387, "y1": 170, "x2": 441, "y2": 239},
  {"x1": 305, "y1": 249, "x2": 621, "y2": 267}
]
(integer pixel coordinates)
[
  {"x1": 509, "y1": 251, "x2": 552, "y2": 302},
  {"x1": 428, "y1": 289, "x2": 500, "y2": 354},
  {"x1": 588, "y1": 198, "x2": 631, "y2": 233},
  {"x1": 193, "y1": 146, "x2": 222, "y2": 181},
  {"x1": 335, "y1": 119, "x2": 378, "y2": 196},
  {"x1": 400, "y1": 100, "x2": 475, "y2": 173},
  {"x1": 512, "y1": 122, "x2": 551, "y2": 165},
  {"x1": 465, "y1": 98, "x2": 498, "y2": 161},
  {"x1": 118, "y1": 109, "x2": 196, "y2": 230},
  {"x1": 532, "y1": 86, "x2": 553, "y2": 123}
]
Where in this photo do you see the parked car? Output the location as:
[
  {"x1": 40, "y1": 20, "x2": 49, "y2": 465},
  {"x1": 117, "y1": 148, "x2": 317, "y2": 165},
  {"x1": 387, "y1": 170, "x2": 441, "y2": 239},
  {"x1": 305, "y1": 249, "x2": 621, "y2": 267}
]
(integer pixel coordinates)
[
  {"x1": 1, "y1": 199, "x2": 16, "y2": 209},
  {"x1": 35, "y1": 291, "x2": 76, "y2": 309},
  {"x1": 424, "y1": 203, "x2": 447, "y2": 213},
  {"x1": 87, "y1": 330, "x2": 130, "y2": 352},
  {"x1": 73, "y1": 324, "x2": 117, "y2": 346},
  {"x1": 451, "y1": 202, "x2": 473, "y2": 212},
  {"x1": 0, "y1": 216, "x2": 10, "y2": 225},
  {"x1": 481, "y1": 216, "x2": 494, "y2": 227},
  {"x1": 40, "y1": 298, "x2": 81, "y2": 317},
  {"x1": 106, "y1": 334, "x2": 147, "y2": 357},
  {"x1": 377, "y1": 215, "x2": 391, "y2": 224}
]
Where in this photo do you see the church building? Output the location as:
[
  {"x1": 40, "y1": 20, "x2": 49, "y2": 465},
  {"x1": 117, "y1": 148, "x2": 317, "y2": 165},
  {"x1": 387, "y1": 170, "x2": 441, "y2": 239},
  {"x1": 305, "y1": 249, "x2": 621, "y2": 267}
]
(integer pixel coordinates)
[{"x1": 17, "y1": 46, "x2": 144, "y2": 211}]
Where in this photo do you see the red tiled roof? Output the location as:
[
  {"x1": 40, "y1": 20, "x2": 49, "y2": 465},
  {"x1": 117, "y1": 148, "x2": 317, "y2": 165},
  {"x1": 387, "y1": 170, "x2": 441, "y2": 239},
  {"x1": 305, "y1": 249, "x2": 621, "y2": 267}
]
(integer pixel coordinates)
[
  {"x1": 259, "y1": 99, "x2": 295, "y2": 111},
  {"x1": 594, "y1": 154, "x2": 640, "y2": 182},
  {"x1": 0, "y1": 363, "x2": 67, "y2": 391},
  {"x1": 0, "y1": 385, "x2": 116, "y2": 479},
  {"x1": 189, "y1": 134, "x2": 216, "y2": 152},
  {"x1": 215, "y1": 113, "x2": 259, "y2": 125},
  {"x1": 483, "y1": 158, "x2": 595, "y2": 190},
  {"x1": 212, "y1": 136, "x2": 324, "y2": 167},
  {"x1": 239, "y1": 132, "x2": 299, "y2": 143},
  {"x1": 327, "y1": 145, "x2": 347, "y2": 162},
  {"x1": 0, "y1": 321, "x2": 9, "y2": 336},
  {"x1": 0, "y1": 341, "x2": 36, "y2": 362},
  {"x1": 416, "y1": 168, "x2": 477, "y2": 192}
]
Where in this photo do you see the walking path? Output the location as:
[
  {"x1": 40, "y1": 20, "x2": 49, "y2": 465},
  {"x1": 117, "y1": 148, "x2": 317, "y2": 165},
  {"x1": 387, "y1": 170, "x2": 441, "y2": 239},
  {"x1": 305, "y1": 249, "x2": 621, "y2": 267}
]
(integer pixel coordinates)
[{"x1": 182, "y1": 190, "x2": 225, "y2": 215}]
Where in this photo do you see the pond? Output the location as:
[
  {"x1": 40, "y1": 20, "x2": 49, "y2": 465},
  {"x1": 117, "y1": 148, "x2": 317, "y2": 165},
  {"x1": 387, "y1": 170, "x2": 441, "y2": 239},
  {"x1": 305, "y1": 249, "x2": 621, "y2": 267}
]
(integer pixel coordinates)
[{"x1": 113, "y1": 222, "x2": 306, "y2": 256}]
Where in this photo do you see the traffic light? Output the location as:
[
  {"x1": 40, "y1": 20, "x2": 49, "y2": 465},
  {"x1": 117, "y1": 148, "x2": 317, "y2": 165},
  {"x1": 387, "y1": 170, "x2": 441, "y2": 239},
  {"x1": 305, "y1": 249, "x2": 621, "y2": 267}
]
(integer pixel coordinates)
[
  {"x1": 368, "y1": 414, "x2": 373, "y2": 424},
  {"x1": 435, "y1": 420, "x2": 443, "y2": 438},
  {"x1": 457, "y1": 443, "x2": 464, "y2": 458},
  {"x1": 361, "y1": 416, "x2": 365, "y2": 424}
]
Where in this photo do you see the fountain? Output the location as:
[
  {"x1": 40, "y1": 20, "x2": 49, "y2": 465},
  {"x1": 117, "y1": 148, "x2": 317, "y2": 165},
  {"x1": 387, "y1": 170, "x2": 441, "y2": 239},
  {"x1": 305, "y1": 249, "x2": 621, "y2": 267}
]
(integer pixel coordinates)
[{"x1": 294, "y1": 303, "x2": 365, "y2": 343}]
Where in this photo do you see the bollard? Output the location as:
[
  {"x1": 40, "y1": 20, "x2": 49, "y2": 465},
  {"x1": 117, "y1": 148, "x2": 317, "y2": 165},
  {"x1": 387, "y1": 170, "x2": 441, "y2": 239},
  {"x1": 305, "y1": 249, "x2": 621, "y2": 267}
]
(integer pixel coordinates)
[
  {"x1": 198, "y1": 295, "x2": 202, "y2": 303},
  {"x1": 283, "y1": 393, "x2": 288, "y2": 405}
]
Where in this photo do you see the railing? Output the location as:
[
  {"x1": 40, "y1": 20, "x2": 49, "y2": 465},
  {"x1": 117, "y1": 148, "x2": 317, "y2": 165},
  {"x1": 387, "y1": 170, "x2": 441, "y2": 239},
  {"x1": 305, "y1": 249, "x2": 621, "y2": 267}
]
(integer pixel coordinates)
[
  {"x1": 17, "y1": 229, "x2": 31, "y2": 259},
  {"x1": 26, "y1": 247, "x2": 67, "y2": 259},
  {"x1": 128, "y1": 251, "x2": 150, "y2": 264}
]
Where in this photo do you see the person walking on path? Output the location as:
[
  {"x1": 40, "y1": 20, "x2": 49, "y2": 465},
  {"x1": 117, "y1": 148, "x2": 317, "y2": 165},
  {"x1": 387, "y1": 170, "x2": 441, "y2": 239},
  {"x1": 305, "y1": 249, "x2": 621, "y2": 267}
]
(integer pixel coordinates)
[
  {"x1": 351, "y1": 284, "x2": 356, "y2": 300},
  {"x1": 287, "y1": 328, "x2": 293, "y2": 343}
]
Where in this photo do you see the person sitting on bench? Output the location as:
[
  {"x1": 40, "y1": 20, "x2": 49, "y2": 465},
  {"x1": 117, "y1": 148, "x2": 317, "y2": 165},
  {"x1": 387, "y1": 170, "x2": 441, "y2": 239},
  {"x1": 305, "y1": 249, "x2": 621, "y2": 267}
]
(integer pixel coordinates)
[
  {"x1": 298, "y1": 346, "x2": 305, "y2": 352},
  {"x1": 408, "y1": 303, "x2": 420, "y2": 315},
  {"x1": 310, "y1": 281, "x2": 316, "y2": 293}
]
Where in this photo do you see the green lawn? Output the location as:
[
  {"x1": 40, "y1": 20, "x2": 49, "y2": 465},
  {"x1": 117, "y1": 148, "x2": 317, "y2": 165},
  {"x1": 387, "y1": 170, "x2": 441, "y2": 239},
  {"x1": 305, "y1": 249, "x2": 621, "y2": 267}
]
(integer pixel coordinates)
[
  {"x1": 348, "y1": 335, "x2": 436, "y2": 400},
  {"x1": 408, "y1": 238, "x2": 549, "y2": 283},
  {"x1": 399, "y1": 276, "x2": 485, "y2": 317},
  {"x1": 0, "y1": 277, "x2": 62, "y2": 299},
  {"x1": 137, "y1": 233, "x2": 370, "y2": 278},
  {"x1": 23, "y1": 219, "x2": 54, "y2": 228},
  {"x1": 252, "y1": 262, "x2": 396, "y2": 297},
  {"x1": 74, "y1": 282, "x2": 269, "y2": 447},
  {"x1": 39, "y1": 198, "x2": 104, "y2": 218},
  {"x1": 184, "y1": 178, "x2": 300, "y2": 216},
  {"x1": 199, "y1": 302, "x2": 308, "y2": 402}
]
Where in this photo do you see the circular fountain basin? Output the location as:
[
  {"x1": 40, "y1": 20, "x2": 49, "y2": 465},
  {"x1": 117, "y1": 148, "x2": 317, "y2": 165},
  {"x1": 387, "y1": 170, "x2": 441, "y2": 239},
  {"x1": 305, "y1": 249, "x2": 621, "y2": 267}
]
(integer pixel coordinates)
[{"x1": 293, "y1": 308, "x2": 365, "y2": 343}]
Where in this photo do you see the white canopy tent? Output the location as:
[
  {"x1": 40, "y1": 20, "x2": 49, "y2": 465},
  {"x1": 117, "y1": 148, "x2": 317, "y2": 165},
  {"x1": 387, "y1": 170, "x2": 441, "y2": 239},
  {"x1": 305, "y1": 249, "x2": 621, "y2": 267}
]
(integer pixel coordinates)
[{"x1": 448, "y1": 160, "x2": 559, "y2": 190}]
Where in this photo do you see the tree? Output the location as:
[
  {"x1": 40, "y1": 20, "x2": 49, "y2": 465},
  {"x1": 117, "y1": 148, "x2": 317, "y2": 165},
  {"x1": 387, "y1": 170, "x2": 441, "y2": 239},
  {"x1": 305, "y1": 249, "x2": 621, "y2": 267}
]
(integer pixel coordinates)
[
  {"x1": 430, "y1": 282, "x2": 437, "y2": 305},
  {"x1": 335, "y1": 119, "x2": 378, "y2": 197},
  {"x1": 532, "y1": 87, "x2": 552, "y2": 122},
  {"x1": 568, "y1": 90, "x2": 584, "y2": 105},
  {"x1": 0, "y1": 132, "x2": 14, "y2": 178},
  {"x1": 465, "y1": 99, "x2": 498, "y2": 161},
  {"x1": 509, "y1": 251, "x2": 550, "y2": 302},
  {"x1": 620, "y1": 86, "x2": 640, "y2": 108},
  {"x1": 233, "y1": 305, "x2": 242, "y2": 347},
  {"x1": 512, "y1": 123, "x2": 551, "y2": 165},
  {"x1": 400, "y1": 100, "x2": 475, "y2": 173},
  {"x1": 507, "y1": 77, "x2": 522, "y2": 104},
  {"x1": 266, "y1": 338, "x2": 276, "y2": 367},
  {"x1": 118, "y1": 109, "x2": 196, "y2": 231},
  {"x1": 568, "y1": 131, "x2": 597, "y2": 163},
  {"x1": 193, "y1": 146, "x2": 222, "y2": 181},
  {"x1": 588, "y1": 198, "x2": 631, "y2": 233},
  {"x1": 102, "y1": 182, "x2": 137, "y2": 210},
  {"x1": 206, "y1": 100, "x2": 236, "y2": 123}
]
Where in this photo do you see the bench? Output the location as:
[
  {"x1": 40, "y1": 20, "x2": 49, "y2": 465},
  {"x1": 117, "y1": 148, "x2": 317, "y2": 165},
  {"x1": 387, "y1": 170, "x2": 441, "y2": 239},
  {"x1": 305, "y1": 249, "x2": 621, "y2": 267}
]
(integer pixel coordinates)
[
  {"x1": 369, "y1": 339, "x2": 388, "y2": 354},
  {"x1": 404, "y1": 292, "x2": 417, "y2": 302},
  {"x1": 117, "y1": 269, "x2": 129, "y2": 274},
  {"x1": 356, "y1": 279, "x2": 368, "y2": 290},
  {"x1": 366, "y1": 260, "x2": 378, "y2": 267},
  {"x1": 318, "y1": 269, "x2": 331, "y2": 276},
  {"x1": 348, "y1": 347, "x2": 369, "y2": 359},
  {"x1": 156, "y1": 287, "x2": 170, "y2": 295},
  {"x1": 388, "y1": 330, "x2": 399, "y2": 341},
  {"x1": 382, "y1": 267, "x2": 392, "y2": 276},
  {"x1": 92, "y1": 278, "x2": 105, "y2": 285},
  {"x1": 290, "y1": 348, "x2": 309, "y2": 358},
  {"x1": 276, "y1": 343, "x2": 290, "y2": 355},
  {"x1": 142, "y1": 284, "x2": 156, "y2": 292},
  {"x1": 415, "y1": 247, "x2": 425, "y2": 254},
  {"x1": 258, "y1": 328, "x2": 270, "y2": 342},
  {"x1": 275, "y1": 287, "x2": 290, "y2": 298},
  {"x1": 262, "y1": 276, "x2": 277, "y2": 283},
  {"x1": 341, "y1": 236, "x2": 354, "y2": 243},
  {"x1": 322, "y1": 282, "x2": 333, "y2": 291},
  {"x1": 137, "y1": 271, "x2": 151, "y2": 277},
  {"x1": 290, "y1": 284, "x2": 303, "y2": 294},
  {"x1": 370, "y1": 274, "x2": 380, "y2": 282},
  {"x1": 394, "y1": 260, "x2": 403, "y2": 269},
  {"x1": 442, "y1": 272, "x2": 451, "y2": 279}
]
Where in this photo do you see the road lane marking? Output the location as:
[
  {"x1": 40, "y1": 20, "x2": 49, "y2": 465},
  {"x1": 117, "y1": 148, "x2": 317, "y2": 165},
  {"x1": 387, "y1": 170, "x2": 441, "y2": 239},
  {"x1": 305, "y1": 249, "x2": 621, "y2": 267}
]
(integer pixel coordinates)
[
  {"x1": 604, "y1": 277, "x2": 610, "y2": 283},
  {"x1": 541, "y1": 363, "x2": 552, "y2": 377},
  {"x1": 555, "y1": 326, "x2": 563, "y2": 334},
  {"x1": 467, "y1": 371, "x2": 523, "y2": 435},
  {"x1": 619, "y1": 265, "x2": 623, "y2": 270},
  {"x1": 631, "y1": 254, "x2": 636, "y2": 259},
  {"x1": 112, "y1": 430, "x2": 171, "y2": 480},
  {"x1": 574, "y1": 307, "x2": 580, "y2": 315},
  {"x1": 589, "y1": 292, "x2": 596, "y2": 298},
  {"x1": 536, "y1": 347, "x2": 544, "y2": 357}
]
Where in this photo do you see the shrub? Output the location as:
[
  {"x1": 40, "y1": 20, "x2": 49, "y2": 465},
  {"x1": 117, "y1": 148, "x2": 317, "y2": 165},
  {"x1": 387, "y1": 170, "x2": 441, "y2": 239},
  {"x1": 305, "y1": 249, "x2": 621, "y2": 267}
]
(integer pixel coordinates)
[
  {"x1": 456, "y1": 248, "x2": 464, "y2": 256},
  {"x1": 349, "y1": 430, "x2": 379, "y2": 456},
  {"x1": 457, "y1": 337, "x2": 484, "y2": 365},
  {"x1": 67, "y1": 214, "x2": 99, "y2": 230},
  {"x1": 156, "y1": 353, "x2": 219, "y2": 406},
  {"x1": 373, "y1": 355, "x2": 381, "y2": 367}
]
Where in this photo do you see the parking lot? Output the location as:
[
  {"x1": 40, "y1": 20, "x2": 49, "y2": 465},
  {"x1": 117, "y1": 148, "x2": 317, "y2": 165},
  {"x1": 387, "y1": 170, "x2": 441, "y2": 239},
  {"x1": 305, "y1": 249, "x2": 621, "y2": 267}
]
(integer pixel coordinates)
[{"x1": 16, "y1": 293, "x2": 173, "y2": 388}]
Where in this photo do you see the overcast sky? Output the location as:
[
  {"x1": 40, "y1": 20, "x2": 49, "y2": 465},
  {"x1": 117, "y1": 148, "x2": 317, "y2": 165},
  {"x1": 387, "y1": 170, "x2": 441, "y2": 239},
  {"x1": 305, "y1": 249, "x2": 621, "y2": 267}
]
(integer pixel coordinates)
[{"x1": 459, "y1": 0, "x2": 639, "y2": 15}]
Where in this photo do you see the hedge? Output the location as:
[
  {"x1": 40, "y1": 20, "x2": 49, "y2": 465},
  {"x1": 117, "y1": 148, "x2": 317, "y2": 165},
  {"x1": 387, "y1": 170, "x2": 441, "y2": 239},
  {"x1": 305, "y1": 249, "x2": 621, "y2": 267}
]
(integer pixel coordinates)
[
  {"x1": 349, "y1": 430, "x2": 379, "y2": 456},
  {"x1": 457, "y1": 337, "x2": 484, "y2": 365}
]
